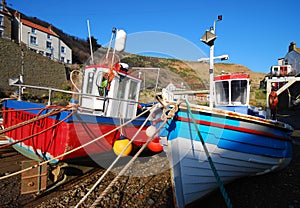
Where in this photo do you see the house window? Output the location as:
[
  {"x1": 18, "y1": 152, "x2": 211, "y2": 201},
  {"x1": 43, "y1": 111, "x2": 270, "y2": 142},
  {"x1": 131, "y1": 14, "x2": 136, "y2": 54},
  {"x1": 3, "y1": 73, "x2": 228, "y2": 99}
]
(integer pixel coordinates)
[
  {"x1": 46, "y1": 52, "x2": 52, "y2": 58},
  {"x1": 0, "y1": 4, "x2": 3, "y2": 11},
  {"x1": 0, "y1": 15, "x2": 3, "y2": 26},
  {"x1": 30, "y1": 36, "x2": 37, "y2": 45},
  {"x1": 0, "y1": 29, "x2": 3, "y2": 37},
  {"x1": 31, "y1": 28, "x2": 36, "y2": 34},
  {"x1": 61, "y1": 46, "x2": 65, "y2": 53},
  {"x1": 60, "y1": 57, "x2": 65, "y2": 62},
  {"x1": 46, "y1": 41, "x2": 52, "y2": 49},
  {"x1": 47, "y1": 34, "x2": 51, "y2": 39}
]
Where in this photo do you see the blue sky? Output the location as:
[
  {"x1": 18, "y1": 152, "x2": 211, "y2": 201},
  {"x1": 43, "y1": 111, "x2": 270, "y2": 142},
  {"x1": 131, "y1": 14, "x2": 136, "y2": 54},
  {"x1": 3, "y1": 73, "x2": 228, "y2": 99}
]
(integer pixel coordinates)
[{"x1": 6, "y1": 0, "x2": 300, "y2": 73}]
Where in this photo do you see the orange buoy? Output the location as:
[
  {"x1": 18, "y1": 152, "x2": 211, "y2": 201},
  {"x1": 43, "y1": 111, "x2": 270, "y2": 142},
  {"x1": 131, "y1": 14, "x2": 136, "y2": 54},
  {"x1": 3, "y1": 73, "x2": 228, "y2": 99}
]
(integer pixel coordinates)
[
  {"x1": 113, "y1": 136, "x2": 132, "y2": 157},
  {"x1": 147, "y1": 138, "x2": 163, "y2": 153}
]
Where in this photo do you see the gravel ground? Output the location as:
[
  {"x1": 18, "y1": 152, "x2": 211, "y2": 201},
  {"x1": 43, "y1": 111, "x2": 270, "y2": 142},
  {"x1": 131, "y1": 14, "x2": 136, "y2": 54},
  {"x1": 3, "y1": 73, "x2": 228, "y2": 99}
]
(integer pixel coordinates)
[{"x1": 0, "y1": 109, "x2": 300, "y2": 208}]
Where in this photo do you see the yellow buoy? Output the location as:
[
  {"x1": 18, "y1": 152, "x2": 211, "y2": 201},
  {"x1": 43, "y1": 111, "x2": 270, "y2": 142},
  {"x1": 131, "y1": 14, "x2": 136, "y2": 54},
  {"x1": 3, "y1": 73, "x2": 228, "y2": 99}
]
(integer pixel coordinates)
[{"x1": 113, "y1": 137, "x2": 132, "y2": 157}]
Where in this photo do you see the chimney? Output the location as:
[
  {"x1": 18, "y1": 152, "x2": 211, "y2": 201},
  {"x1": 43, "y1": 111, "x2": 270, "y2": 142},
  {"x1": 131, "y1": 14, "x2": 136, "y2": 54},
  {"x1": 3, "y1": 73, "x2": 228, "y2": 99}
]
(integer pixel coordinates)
[
  {"x1": 2, "y1": 0, "x2": 6, "y2": 7},
  {"x1": 48, "y1": 24, "x2": 53, "y2": 31},
  {"x1": 289, "y1": 42, "x2": 296, "y2": 52},
  {"x1": 14, "y1": 10, "x2": 20, "y2": 18}
]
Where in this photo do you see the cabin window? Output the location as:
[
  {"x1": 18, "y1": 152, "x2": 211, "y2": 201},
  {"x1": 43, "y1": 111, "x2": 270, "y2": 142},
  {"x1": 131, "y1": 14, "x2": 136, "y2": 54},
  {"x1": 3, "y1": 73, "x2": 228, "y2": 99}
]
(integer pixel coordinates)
[
  {"x1": 118, "y1": 77, "x2": 128, "y2": 99},
  {"x1": 215, "y1": 81, "x2": 229, "y2": 105},
  {"x1": 86, "y1": 72, "x2": 94, "y2": 94},
  {"x1": 128, "y1": 80, "x2": 138, "y2": 100},
  {"x1": 96, "y1": 72, "x2": 109, "y2": 96},
  {"x1": 231, "y1": 80, "x2": 247, "y2": 105}
]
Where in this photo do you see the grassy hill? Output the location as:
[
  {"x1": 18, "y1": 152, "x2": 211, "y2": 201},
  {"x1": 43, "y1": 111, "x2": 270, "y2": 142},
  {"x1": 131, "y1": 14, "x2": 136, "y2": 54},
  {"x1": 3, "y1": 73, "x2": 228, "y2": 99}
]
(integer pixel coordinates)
[{"x1": 122, "y1": 54, "x2": 267, "y2": 106}]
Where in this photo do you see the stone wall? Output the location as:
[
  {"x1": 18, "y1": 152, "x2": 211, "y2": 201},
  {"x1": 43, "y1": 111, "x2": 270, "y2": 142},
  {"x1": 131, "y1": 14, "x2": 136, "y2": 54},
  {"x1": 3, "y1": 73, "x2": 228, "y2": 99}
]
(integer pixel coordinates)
[{"x1": 0, "y1": 38, "x2": 68, "y2": 96}]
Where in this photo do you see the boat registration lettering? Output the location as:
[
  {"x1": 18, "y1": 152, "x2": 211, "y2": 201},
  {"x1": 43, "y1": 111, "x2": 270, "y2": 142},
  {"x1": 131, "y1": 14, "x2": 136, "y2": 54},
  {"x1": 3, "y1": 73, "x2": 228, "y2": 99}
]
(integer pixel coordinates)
[{"x1": 15, "y1": 111, "x2": 46, "y2": 128}]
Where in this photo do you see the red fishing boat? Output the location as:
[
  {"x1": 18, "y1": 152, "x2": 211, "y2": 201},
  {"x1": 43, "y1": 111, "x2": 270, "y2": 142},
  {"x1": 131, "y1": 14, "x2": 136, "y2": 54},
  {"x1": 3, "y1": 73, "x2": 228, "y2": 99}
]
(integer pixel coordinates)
[{"x1": 1, "y1": 29, "x2": 157, "y2": 167}]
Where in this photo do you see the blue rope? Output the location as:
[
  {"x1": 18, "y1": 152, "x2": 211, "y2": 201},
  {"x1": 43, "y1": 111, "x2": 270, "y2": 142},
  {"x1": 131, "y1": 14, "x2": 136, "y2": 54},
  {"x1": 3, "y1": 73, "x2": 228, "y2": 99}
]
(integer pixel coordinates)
[{"x1": 185, "y1": 100, "x2": 233, "y2": 208}]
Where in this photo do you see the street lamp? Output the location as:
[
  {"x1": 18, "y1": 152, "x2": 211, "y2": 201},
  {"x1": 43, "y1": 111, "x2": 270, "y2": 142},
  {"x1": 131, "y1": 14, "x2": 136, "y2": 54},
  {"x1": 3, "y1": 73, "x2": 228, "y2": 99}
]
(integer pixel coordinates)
[{"x1": 200, "y1": 15, "x2": 225, "y2": 108}]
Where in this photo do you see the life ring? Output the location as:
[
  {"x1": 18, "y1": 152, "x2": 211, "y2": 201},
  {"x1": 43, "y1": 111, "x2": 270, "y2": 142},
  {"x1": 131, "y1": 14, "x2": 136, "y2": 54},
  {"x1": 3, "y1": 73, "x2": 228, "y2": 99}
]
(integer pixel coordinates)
[{"x1": 269, "y1": 90, "x2": 278, "y2": 110}]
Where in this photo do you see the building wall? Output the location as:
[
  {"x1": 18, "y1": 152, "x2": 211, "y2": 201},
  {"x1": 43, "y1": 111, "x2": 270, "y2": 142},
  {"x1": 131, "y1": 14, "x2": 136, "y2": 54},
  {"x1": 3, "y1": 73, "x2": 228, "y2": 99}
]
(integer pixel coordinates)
[
  {"x1": 285, "y1": 51, "x2": 300, "y2": 76},
  {"x1": 59, "y1": 41, "x2": 72, "y2": 64},
  {"x1": 19, "y1": 23, "x2": 72, "y2": 64},
  {"x1": 0, "y1": 6, "x2": 12, "y2": 39}
]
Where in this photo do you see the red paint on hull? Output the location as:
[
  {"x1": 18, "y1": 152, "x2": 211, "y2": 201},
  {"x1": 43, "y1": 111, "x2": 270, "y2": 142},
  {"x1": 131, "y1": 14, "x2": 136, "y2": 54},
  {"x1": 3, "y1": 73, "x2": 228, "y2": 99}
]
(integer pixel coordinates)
[
  {"x1": 3, "y1": 108, "x2": 149, "y2": 162},
  {"x1": 177, "y1": 116, "x2": 291, "y2": 141}
]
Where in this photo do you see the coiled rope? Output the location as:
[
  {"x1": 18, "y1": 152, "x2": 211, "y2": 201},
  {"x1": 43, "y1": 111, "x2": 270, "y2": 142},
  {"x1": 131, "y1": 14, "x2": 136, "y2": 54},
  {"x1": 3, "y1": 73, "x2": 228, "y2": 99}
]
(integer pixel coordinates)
[{"x1": 184, "y1": 100, "x2": 233, "y2": 208}]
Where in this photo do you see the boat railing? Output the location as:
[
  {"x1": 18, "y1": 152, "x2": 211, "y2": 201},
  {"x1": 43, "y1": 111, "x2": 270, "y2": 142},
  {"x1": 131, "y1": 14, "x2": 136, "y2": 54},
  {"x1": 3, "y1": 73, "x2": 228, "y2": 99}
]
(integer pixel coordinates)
[{"x1": 10, "y1": 83, "x2": 139, "y2": 106}]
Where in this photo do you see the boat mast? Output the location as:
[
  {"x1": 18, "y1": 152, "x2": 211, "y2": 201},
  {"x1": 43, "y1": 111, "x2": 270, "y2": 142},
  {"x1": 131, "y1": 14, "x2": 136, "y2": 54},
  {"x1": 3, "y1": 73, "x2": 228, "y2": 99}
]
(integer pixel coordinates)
[
  {"x1": 200, "y1": 15, "x2": 228, "y2": 108},
  {"x1": 87, "y1": 19, "x2": 94, "y2": 64}
]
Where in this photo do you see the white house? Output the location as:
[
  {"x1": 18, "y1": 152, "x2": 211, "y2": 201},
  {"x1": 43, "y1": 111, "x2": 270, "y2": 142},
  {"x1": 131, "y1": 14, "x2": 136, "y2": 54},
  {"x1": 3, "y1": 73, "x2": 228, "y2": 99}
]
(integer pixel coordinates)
[
  {"x1": 165, "y1": 82, "x2": 187, "y2": 100},
  {"x1": 13, "y1": 11, "x2": 72, "y2": 64},
  {"x1": 283, "y1": 42, "x2": 300, "y2": 76},
  {"x1": 0, "y1": 0, "x2": 12, "y2": 39}
]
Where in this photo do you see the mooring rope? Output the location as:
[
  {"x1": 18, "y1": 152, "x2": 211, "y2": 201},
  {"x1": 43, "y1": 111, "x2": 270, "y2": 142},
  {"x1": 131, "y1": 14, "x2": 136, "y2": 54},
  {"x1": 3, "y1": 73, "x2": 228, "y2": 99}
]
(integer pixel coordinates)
[
  {"x1": 184, "y1": 100, "x2": 233, "y2": 208},
  {"x1": 0, "y1": 107, "x2": 48, "y2": 113},
  {"x1": 74, "y1": 104, "x2": 161, "y2": 208},
  {"x1": 0, "y1": 106, "x2": 72, "y2": 135},
  {"x1": 0, "y1": 104, "x2": 156, "y2": 181},
  {"x1": 89, "y1": 102, "x2": 178, "y2": 208}
]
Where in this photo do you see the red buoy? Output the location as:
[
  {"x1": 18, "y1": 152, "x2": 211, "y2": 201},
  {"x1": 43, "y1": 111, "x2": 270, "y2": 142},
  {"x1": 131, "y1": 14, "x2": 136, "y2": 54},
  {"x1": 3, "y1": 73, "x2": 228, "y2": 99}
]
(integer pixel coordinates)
[{"x1": 147, "y1": 138, "x2": 163, "y2": 153}]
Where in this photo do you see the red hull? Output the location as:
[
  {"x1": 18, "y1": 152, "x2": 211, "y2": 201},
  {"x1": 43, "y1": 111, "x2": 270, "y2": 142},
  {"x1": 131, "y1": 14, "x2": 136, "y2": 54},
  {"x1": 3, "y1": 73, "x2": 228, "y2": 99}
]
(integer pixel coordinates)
[{"x1": 3, "y1": 102, "x2": 149, "y2": 163}]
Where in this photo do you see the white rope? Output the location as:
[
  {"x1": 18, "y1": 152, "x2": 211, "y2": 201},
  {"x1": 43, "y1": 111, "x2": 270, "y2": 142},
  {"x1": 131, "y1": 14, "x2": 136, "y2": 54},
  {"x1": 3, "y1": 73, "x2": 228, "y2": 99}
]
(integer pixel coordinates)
[
  {"x1": 0, "y1": 104, "x2": 156, "y2": 181},
  {"x1": 89, "y1": 103, "x2": 178, "y2": 208},
  {"x1": 74, "y1": 104, "x2": 160, "y2": 208},
  {"x1": 90, "y1": 118, "x2": 169, "y2": 208},
  {"x1": 70, "y1": 70, "x2": 82, "y2": 92}
]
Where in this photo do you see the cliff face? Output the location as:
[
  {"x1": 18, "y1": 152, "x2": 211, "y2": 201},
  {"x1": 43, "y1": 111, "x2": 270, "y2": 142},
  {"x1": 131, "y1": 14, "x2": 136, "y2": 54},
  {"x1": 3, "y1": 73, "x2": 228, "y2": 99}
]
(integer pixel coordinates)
[{"x1": 0, "y1": 38, "x2": 68, "y2": 95}]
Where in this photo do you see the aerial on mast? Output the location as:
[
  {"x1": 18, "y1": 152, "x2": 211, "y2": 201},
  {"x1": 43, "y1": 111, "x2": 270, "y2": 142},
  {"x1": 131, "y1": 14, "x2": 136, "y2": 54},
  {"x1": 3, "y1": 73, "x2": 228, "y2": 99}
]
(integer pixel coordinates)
[{"x1": 87, "y1": 19, "x2": 94, "y2": 64}]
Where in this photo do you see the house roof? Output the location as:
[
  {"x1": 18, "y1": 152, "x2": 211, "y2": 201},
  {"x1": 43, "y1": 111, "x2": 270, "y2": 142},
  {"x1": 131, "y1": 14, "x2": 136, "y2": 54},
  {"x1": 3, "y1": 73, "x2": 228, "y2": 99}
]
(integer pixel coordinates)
[
  {"x1": 0, "y1": 2, "x2": 12, "y2": 16},
  {"x1": 21, "y1": 18, "x2": 58, "y2": 37}
]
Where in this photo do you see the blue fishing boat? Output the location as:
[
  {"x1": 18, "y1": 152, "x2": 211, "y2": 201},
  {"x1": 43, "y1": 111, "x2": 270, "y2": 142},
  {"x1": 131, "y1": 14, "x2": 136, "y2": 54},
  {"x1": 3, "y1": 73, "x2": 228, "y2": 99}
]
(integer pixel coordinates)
[
  {"x1": 157, "y1": 16, "x2": 294, "y2": 208},
  {"x1": 159, "y1": 72, "x2": 293, "y2": 207}
]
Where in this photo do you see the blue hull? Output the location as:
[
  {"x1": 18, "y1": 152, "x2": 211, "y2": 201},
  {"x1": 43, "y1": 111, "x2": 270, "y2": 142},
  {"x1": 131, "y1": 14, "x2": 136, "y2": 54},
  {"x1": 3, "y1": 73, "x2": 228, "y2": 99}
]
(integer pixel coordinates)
[{"x1": 160, "y1": 104, "x2": 293, "y2": 207}]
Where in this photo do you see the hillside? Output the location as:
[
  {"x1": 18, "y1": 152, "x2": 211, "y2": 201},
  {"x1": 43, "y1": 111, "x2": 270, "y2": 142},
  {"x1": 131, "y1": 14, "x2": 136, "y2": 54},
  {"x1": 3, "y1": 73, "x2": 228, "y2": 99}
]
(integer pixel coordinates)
[
  {"x1": 123, "y1": 55, "x2": 265, "y2": 90},
  {"x1": 121, "y1": 54, "x2": 266, "y2": 105},
  {"x1": 0, "y1": 36, "x2": 267, "y2": 106}
]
